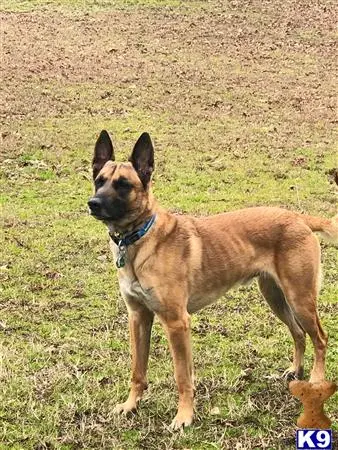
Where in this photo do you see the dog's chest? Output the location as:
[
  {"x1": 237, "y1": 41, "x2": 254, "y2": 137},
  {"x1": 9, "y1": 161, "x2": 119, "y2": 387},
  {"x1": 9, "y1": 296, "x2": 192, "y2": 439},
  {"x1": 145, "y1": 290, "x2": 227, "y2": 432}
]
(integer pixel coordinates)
[
  {"x1": 120, "y1": 276, "x2": 146, "y2": 300},
  {"x1": 119, "y1": 275, "x2": 160, "y2": 312}
]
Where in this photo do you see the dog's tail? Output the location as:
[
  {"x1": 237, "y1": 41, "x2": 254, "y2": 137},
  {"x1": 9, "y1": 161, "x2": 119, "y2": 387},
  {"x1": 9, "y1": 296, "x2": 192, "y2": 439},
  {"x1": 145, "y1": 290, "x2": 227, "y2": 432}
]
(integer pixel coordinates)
[{"x1": 300, "y1": 213, "x2": 338, "y2": 244}]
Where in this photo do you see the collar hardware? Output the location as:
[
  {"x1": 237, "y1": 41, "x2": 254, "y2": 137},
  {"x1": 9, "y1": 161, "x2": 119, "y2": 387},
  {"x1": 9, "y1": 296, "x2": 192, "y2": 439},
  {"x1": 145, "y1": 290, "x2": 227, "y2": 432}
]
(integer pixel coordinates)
[{"x1": 109, "y1": 215, "x2": 156, "y2": 268}]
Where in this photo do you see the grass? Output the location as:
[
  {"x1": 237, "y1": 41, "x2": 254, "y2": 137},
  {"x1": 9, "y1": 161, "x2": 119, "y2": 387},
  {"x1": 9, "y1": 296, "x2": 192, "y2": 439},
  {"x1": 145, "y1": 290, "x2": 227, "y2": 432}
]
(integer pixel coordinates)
[{"x1": 1, "y1": 0, "x2": 337, "y2": 448}]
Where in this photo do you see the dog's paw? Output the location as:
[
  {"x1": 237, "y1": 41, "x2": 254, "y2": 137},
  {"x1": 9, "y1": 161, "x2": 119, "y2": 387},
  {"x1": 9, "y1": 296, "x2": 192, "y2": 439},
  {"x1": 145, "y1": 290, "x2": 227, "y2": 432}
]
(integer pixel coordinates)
[
  {"x1": 113, "y1": 400, "x2": 137, "y2": 416},
  {"x1": 169, "y1": 409, "x2": 193, "y2": 430},
  {"x1": 282, "y1": 366, "x2": 304, "y2": 381}
]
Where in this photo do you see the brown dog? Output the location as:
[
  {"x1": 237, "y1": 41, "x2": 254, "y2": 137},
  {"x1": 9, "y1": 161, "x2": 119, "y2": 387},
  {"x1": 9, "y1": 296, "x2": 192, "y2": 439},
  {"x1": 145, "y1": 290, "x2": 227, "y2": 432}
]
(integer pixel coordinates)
[{"x1": 88, "y1": 130, "x2": 338, "y2": 429}]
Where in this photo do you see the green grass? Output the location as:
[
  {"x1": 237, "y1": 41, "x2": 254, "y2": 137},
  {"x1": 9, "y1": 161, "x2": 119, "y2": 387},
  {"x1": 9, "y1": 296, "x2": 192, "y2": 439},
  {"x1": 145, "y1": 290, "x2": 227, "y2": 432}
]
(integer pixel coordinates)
[{"x1": 1, "y1": 0, "x2": 337, "y2": 448}]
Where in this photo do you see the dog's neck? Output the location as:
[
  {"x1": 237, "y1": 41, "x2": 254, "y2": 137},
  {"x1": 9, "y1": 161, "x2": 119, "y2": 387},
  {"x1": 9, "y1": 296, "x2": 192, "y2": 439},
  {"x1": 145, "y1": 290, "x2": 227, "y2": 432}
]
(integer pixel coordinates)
[{"x1": 107, "y1": 209, "x2": 157, "y2": 237}]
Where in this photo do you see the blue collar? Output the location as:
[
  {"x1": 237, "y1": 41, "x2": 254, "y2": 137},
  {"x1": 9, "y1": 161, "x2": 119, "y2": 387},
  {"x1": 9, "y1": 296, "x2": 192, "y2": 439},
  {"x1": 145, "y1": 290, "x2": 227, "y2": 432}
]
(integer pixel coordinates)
[{"x1": 109, "y1": 215, "x2": 156, "y2": 247}]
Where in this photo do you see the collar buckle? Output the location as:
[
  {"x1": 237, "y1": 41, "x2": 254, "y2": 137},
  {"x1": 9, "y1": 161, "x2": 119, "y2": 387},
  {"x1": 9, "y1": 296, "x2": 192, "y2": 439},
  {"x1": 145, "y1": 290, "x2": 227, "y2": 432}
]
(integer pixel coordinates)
[{"x1": 109, "y1": 215, "x2": 156, "y2": 268}]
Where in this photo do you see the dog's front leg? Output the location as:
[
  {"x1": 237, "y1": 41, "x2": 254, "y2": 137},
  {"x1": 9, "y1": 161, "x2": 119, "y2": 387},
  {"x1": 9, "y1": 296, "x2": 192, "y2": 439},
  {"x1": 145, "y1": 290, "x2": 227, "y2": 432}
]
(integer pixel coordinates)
[
  {"x1": 160, "y1": 311, "x2": 194, "y2": 429},
  {"x1": 114, "y1": 301, "x2": 154, "y2": 415}
]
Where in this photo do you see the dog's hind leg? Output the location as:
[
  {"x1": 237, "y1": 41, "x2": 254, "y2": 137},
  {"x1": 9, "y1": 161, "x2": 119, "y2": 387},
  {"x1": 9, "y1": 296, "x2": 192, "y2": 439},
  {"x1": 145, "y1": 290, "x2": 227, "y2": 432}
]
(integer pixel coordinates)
[
  {"x1": 275, "y1": 234, "x2": 327, "y2": 383},
  {"x1": 258, "y1": 274, "x2": 306, "y2": 379}
]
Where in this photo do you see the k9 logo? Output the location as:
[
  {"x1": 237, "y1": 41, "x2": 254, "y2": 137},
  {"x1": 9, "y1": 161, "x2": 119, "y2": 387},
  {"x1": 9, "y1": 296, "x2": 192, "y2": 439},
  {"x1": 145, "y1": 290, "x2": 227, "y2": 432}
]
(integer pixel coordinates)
[{"x1": 296, "y1": 429, "x2": 332, "y2": 450}]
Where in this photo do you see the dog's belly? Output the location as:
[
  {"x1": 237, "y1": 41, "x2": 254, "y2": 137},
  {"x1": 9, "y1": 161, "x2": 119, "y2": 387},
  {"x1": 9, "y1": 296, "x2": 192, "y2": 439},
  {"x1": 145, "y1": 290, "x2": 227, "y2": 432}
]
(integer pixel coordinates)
[
  {"x1": 120, "y1": 272, "x2": 257, "y2": 314},
  {"x1": 187, "y1": 275, "x2": 256, "y2": 313},
  {"x1": 188, "y1": 286, "x2": 229, "y2": 314},
  {"x1": 188, "y1": 289, "x2": 228, "y2": 313}
]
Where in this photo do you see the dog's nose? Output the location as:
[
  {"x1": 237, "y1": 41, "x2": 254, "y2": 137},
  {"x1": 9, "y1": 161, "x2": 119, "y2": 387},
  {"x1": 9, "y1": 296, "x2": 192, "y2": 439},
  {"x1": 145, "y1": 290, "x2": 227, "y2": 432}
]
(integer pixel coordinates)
[{"x1": 88, "y1": 197, "x2": 102, "y2": 213}]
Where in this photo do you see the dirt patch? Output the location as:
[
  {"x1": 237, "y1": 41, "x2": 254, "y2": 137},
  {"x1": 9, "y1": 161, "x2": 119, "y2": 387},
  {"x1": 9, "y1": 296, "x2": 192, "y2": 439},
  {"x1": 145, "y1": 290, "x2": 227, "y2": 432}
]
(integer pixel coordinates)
[{"x1": 2, "y1": 1, "x2": 336, "y2": 126}]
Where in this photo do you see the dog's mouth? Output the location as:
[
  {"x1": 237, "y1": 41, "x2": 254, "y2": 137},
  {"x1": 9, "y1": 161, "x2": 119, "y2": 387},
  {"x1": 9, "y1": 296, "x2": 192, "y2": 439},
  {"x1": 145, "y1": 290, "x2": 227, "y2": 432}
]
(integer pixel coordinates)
[{"x1": 88, "y1": 209, "x2": 114, "y2": 221}]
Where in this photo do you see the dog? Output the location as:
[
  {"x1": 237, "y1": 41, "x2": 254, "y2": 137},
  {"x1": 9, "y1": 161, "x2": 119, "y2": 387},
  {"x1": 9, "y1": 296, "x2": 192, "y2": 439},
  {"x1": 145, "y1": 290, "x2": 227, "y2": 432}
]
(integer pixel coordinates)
[{"x1": 88, "y1": 130, "x2": 337, "y2": 429}]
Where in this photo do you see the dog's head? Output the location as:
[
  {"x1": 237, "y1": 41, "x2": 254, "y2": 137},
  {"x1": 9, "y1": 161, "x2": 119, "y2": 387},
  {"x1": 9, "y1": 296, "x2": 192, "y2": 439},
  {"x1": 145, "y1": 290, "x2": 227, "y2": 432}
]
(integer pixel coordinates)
[{"x1": 88, "y1": 130, "x2": 154, "y2": 227}]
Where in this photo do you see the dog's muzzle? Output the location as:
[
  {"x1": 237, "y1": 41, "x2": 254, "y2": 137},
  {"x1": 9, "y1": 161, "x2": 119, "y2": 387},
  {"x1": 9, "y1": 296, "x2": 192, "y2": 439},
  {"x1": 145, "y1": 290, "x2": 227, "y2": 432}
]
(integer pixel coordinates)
[
  {"x1": 88, "y1": 197, "x2": 103, "y2": 216},
  {"x1": 88, "y1": 196, "x2": 128, "y2": 221}
]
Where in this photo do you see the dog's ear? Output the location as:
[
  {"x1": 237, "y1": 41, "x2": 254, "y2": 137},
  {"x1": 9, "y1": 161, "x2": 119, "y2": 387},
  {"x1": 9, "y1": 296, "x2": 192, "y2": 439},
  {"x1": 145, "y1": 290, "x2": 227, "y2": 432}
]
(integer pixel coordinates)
[
  {"x1": 92, "y1": 130, "x2": 114, "y2": 180},
  {"x1": 129, "y1": 132, "x2": 154, "y2": 189}
]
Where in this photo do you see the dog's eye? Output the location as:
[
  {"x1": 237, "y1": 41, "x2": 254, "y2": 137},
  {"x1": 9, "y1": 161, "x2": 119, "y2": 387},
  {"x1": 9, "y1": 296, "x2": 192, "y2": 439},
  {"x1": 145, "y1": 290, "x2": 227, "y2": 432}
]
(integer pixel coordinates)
[
  {"x1": 114, "y1": 177, "x2": 132, "y2": 191},
  {"x1": 95, "y1": 176, "x2": 105, "y2": 190}
]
